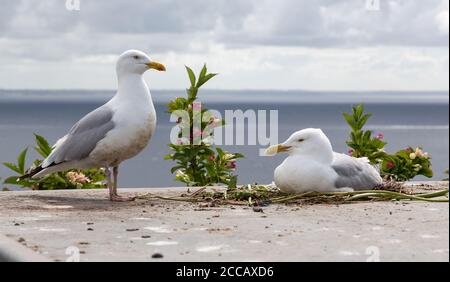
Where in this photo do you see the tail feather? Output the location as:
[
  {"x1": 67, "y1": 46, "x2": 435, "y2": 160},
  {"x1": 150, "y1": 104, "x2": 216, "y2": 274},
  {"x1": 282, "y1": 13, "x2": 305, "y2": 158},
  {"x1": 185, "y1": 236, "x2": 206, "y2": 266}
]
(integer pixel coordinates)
[
  {"x1": 21, "y1": 160, "x2": 92, "y2": 180},
  {"x1": 20, "y1": 162, "x2": 58, "y2": 180}
]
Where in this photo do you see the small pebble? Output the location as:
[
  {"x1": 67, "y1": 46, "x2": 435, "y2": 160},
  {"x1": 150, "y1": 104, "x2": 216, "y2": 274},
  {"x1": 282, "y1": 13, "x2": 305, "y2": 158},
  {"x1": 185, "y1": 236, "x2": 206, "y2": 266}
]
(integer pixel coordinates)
[
  {"x1": 253, "y1": 207, "x2": 264, "y2": 213},
  {"x1": 152, "y1": 253, "x2": 164, "y2": 259}
]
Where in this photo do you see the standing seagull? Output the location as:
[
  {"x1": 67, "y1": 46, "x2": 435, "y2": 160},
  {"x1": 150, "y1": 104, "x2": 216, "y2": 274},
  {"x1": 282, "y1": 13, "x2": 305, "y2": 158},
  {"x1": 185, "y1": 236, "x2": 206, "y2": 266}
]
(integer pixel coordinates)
[
  {"x1": 265, "y1": 128, "x2": 382, "y2": 193},
  {"x1": 27, "y1": 50, "x2": 166, "y2": 201}
]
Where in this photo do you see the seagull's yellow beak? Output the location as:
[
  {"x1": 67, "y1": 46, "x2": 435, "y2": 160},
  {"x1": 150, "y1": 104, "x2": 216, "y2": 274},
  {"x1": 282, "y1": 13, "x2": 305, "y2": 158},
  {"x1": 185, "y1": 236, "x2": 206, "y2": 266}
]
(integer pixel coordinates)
[
  {"x1": 265, "y1": 144, "x2": 291, "y2": 156},
  {"x1": 146, "y1": 61, "x2": 166, "y2": 72}
]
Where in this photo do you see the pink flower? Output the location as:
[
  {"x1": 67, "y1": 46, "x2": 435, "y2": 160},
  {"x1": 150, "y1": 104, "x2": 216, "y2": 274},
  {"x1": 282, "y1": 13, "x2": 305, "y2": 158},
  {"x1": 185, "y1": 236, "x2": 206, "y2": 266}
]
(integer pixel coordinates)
[
  {"x1": 415, "y1": 148, "x2": 428, "y2": 158},
  {"x1": 348, "y1": 149, "x2": 355, "y2": 156},
  {"x1": 386, "y1": 161, "x2": 395, "y2": 170},
  {"x1": 226, "y1": 161, "x2": 237, "y2": 169},
  {"x1": 208, "y1": 155, "x2": 216, "y2": 162},
  {"x1": 376, "y1": 133, "x2": 384, "y2": 140},
  {"x1": 66, "y1": 172, "x2": 91, "y2": 185},
  {"x1": 405, "y1": 147, "x2": 413, "y2": 153}
]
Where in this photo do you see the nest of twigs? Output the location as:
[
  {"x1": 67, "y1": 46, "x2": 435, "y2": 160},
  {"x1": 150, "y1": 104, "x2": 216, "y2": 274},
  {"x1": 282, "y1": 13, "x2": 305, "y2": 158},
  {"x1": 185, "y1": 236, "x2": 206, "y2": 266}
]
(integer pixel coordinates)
[{"x1": 138, "y1": 182, "x2": 449, "y2": 207}]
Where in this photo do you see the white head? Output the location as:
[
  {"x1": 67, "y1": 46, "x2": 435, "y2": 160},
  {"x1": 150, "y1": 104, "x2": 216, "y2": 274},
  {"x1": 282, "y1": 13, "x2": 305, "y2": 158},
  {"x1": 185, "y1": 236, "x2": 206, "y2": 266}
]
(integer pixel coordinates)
[
  {"x1": 265, "y1": 128, "x2": 334, "y2": 163},
  {"x1": 116, "y1": 50, "x2": 166, "y2": 77}
]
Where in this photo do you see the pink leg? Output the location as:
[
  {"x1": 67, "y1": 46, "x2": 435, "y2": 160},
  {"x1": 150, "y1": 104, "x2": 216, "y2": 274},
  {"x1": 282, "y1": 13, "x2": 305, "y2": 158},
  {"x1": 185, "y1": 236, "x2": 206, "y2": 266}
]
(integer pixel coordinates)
[
  {"x1": 106, "y1": 167, "x2": 115, "y2": 200},
  {"x1": 110, "y1": 166, "x2": 135, "y2": 202}
]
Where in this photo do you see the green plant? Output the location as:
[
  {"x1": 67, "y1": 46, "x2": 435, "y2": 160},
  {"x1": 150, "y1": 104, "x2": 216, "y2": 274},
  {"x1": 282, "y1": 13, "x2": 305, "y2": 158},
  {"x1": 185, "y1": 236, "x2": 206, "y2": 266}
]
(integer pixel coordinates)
[
  {"x1": 2, "y1": 134, "x2": 106, "y2": 190},
  {"x1": 343, "y1": 104, "x2": 387, "y2": 163},
  {"x1": 381, "y1": 147, "x2": 433, "y2": 181},
  {"x1": 165, "y1": 65, "x2": 244, "y2": 187},
  {"x1": 344, "y1": 104, "x2": 433, "y2": 182}
]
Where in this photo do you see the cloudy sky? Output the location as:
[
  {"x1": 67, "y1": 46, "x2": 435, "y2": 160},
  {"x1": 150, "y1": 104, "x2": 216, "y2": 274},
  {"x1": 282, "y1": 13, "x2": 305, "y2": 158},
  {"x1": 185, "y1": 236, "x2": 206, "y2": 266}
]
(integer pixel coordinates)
[{"x1": 0, "y1": 0, "x2": 448, "y2": 91}]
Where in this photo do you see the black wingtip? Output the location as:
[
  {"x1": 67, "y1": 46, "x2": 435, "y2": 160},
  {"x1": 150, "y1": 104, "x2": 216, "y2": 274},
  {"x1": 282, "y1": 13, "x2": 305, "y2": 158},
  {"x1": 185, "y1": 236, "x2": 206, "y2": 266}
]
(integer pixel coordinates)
[{"x1": 19, "y1": 165, "x2": 45, "y2": 180}]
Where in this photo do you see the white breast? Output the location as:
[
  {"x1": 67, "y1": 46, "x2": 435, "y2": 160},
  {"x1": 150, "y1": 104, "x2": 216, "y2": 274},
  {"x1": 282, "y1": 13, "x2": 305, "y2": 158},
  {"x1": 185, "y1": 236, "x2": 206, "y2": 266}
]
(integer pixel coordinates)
[
  {"x1": 274, "y1": 156, "x2": 337, "y2": 193},
  {"x1": 89, "y1": 89, "x2": 157, "y2": 167}
]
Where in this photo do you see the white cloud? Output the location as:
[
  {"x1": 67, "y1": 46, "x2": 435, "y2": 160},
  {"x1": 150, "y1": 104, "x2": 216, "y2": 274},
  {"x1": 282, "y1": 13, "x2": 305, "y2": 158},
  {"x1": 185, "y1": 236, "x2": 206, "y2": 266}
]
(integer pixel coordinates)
[
  {"x1": 436, "y1": 10, "x2": 449, "y2": 34},
  {"x1": 0, "y1": 0, "x2": 448, "y2": 90},
  {"x1": 436, "y1": 0, "x2": 450, "y2": 34}
]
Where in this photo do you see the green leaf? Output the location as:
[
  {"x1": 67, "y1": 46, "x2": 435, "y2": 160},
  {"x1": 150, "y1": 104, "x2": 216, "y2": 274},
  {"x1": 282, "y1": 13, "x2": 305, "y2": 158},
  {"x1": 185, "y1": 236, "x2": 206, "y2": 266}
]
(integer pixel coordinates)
[
  {"x1": 3, "y1": 176, "x2": 33, "y2": 188},
  {"x1": 355, "y1": 104, "x2": 364, "y2": 118},
  {"x1": 53, "y1": 174, "x2": 68, "y2": 184},
  {"x1": 359, "y1": 114, "x2": 371, "y2": 128},
  {"x1": 186, "y1": 66, "x2": 196, "y2": 87},
  {"x1": 3, "y1": 176, "x2": 19, "y2": 185},
  {"x1": 421, "y1": 167, "x2": 434, "y2": 178},
  {"x1": 3, "y1": 163, "x2": 22, "y2": 174},
  {"x1": 17, "y1": 148, "x2": 28, "y2": 174},
  {"x1": 363, "y1": 131, "x2": 372, "y2": 142},
  {"x1": 343, "y1": 113, "x2": 356, "y2": 129},
  {"x1": 164, "y1": 154, "x2": 174, "y2": 160},
  {"x1": 167, "y1": 97, "x2": 189, "y2": 113},
  {"x1": 233, "y1": 153, "x2": 245, "y2": 159},
  {"x1": 34, "y1": 148, "x2": 47, "y2": 159},
  {"x1": 228, "y1": 175, "x2": 238, "y2": 189},
  {"x1": 197, "y1": 73, "x2": 218, "y2": 88},
  {"x1": 199, "y1": 64, "x2": 207, "y2": 80},
  {"x1": 34, "y1": 134, "x2": 52, "y2": 157},
  {"x1": 216, "y1": 147, "x2": 224, "y2": 157},
  {"x1": 171, "y1": 166, "x2": 184, "y2": 174},
  {"x1": 187, "y1": 87, "x2": 198, "y2": 101}
]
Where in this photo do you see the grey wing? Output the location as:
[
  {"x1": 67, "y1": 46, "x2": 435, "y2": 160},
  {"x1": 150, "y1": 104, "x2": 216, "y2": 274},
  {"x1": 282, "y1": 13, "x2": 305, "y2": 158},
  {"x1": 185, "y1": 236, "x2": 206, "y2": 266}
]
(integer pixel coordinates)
[
  {"x1": 42, "y1": 105, "x2": 115, "y2": 168},
  {"x1": 332, "y1": 153, "x2": 382, "y2": 190}
]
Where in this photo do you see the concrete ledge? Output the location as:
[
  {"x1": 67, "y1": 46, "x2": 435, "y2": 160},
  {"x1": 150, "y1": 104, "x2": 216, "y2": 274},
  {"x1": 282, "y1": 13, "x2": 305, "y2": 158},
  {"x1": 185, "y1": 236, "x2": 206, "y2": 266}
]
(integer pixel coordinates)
[
  {"x1": 0, "y1": 182, "x2": 448, "y2": 262},
  {"x1": 0, "y1": 234, "x2": 50, "y2": 262}
]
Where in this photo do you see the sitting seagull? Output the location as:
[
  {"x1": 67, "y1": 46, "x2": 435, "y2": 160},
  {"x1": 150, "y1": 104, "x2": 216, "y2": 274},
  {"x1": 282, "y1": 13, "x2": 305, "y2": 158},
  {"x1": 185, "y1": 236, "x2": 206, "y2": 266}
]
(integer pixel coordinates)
[
  {"x1": 27, "y1": 50, "x2": 166, "y2": 201},
  {"x1": 265, "y1": 128, "x2": 382, "y2": 193}
]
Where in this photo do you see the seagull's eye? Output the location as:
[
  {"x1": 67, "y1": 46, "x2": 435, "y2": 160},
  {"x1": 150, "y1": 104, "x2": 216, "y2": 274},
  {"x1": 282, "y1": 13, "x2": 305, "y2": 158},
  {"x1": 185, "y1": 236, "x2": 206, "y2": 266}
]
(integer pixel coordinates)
[
  {"x1": 133, "y1": 55, "x2": 139, "y2": 60},
  {"x1": 298, "y1": 139, "x2": 305, "y2": 143}
]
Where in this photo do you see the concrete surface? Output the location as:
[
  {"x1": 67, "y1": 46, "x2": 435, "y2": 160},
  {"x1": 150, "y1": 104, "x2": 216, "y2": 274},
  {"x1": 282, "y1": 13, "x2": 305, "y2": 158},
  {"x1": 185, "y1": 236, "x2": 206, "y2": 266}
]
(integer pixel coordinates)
[
  {"x1": 0, "y1": 234, "x2": 49, "y2": 262},
  {"x1": 0, "y1": 182, "x2": 448, "y2": 262}
]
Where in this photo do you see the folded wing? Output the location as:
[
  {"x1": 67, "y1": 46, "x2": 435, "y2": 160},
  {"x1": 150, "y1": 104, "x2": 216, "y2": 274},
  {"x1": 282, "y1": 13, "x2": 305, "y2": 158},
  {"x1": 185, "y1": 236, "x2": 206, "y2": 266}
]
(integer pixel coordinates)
[
  {"x1": 332, "y1": 153, "x2": 382, "y2": 190},
  {"x1": 42, "y1": 105, "x2": 115, "y2": 168}
]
